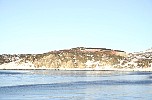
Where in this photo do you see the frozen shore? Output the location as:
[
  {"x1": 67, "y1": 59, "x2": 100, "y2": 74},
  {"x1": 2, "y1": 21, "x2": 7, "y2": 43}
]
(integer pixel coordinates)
[{"x1": 0, "y1": 62, "x2": 152, "y2": 71}]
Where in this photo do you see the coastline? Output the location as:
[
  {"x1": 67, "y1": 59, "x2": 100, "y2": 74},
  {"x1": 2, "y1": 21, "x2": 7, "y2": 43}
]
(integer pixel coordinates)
[
  {"x1": 0, "y1": 62, "x2": 152, "y2": 72},
  {"x1": 1, "y1": 47, "x2": 152, "y2": 72}
]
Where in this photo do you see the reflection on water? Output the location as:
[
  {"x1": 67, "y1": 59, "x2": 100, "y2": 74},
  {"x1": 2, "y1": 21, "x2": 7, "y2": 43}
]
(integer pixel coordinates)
[{"x1": 0, "y1": 70, "x2": 152, "y2": 100}]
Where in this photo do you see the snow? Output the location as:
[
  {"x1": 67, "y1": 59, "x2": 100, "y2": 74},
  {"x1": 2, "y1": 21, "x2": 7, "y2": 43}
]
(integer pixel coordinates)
[
  {"x1": 0, "y1": 61, "x2": 35, "y2": 69},
  {"x1": 1, "y1": 60, "x2": 152, "y2": 71}
]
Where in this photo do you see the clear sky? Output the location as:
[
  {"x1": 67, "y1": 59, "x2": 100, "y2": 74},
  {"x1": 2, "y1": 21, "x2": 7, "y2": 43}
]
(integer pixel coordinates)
[{"x1": 0, "y1": 0, "x2": 152, "y2": 54}]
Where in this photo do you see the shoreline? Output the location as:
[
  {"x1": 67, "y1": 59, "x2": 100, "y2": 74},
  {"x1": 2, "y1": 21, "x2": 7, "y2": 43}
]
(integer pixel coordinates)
[
  {"x1": 0, "y1": 67, "x2": 152, "y2": 72},
  {"x1": 0, "y1": 62, "x2": 152, "y2": 72}
]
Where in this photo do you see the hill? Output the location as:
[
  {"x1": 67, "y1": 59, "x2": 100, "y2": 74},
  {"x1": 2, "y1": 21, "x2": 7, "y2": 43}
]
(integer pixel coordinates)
[{"x1": 0, "y1": 47, "x2": 152, "y2": 71}]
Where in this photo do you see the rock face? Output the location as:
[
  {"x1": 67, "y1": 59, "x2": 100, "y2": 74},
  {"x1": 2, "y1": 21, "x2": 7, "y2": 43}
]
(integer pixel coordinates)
[{"x1": 0, "y1": 47, "x2": 152, "y2": 70}]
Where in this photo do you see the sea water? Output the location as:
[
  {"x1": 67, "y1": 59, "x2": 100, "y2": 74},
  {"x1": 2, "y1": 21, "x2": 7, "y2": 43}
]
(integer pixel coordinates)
[{"x1": 0, "y1": 70, "x2": 152, "y2": 100}]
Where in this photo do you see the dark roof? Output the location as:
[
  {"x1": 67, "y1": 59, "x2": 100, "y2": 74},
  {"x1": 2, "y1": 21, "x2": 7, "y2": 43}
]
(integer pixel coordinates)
[
  {"x1": 85, "y1": 47, "x2": 125, "y2": 52},
  {"x1": 114, "y1": 50, "x2": 125, "y2": 52},
  {"x1": 71, "y1": 47, "x2": 113, "y2": 51},
  {"x1": 86, "y1": 48, "x2": 106, "y2": 49}
]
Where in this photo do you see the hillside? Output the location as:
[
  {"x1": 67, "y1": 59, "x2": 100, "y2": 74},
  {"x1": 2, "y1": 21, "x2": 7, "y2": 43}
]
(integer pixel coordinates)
[{"x1": 0, "y1": 47, "x2": 152, "y2": 71}]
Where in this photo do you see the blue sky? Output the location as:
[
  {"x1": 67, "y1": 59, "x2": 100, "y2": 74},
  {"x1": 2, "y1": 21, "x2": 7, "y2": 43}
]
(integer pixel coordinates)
[{"x1": 0, "y1": 0, "x2": 152, "y2": 54}]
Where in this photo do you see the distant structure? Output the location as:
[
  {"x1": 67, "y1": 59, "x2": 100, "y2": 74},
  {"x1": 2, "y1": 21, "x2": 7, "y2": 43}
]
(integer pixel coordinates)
[
  {"x1": 70, "y1": 47, "x2": 127, "y2": 56},
  {"x1": 85, "y1": 48, "x2": 108, "y2": 52}
]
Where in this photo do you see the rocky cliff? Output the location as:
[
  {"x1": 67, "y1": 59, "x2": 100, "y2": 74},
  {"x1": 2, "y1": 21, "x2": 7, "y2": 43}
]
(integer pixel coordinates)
[{"x1": 0, "y1": 47, "x2": 152, "y2": 70}]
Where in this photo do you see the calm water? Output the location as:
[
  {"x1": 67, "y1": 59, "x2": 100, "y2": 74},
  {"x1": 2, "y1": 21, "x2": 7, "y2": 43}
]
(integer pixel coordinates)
[{"x1": 0, "y1": 70, "x2": 152, "y2": 100}]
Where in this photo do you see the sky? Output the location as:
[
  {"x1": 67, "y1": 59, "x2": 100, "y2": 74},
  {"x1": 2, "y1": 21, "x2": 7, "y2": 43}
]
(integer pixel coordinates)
[{"x1": 0, "y1": 0, "x2": 152, "y2": 54}]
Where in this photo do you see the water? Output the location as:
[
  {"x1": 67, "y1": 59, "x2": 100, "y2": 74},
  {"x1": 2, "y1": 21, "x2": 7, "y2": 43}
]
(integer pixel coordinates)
[{"x1": 0, "y1": 70, "x2": 152, "y2": 100}]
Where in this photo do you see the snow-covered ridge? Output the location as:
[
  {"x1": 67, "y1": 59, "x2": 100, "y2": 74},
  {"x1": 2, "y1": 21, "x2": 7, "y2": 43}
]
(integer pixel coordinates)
[{"x1": 0, "y1": 47, "x2": 152, "y2": 71}]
